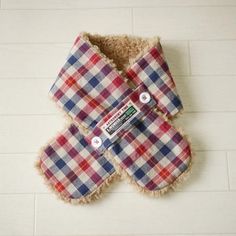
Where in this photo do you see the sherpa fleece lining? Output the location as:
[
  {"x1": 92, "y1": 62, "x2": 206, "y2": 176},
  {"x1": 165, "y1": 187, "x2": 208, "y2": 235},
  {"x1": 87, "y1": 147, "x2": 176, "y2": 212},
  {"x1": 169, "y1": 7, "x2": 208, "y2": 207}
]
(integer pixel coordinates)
[{"x1": 81, "y1": 32, "x2": 160, "y2": 74}]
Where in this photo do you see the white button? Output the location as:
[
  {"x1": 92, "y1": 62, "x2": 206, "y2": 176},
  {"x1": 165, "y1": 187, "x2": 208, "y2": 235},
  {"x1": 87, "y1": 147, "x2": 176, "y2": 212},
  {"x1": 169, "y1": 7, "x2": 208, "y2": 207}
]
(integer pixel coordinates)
[
  {"x1": 139, "y1": 92, "x2": 151, "y2": 104},
  {"x1": 91, "y1": 136, "x2": 102, "y2": 148}
]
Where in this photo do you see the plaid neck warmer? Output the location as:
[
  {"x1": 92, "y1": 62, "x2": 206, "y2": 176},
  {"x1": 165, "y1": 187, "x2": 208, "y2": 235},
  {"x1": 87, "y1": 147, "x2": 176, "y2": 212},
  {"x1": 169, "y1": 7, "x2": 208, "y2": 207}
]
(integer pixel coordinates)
[{"x1": 37, "y1": 32, "x2": 192, "y2": 204}]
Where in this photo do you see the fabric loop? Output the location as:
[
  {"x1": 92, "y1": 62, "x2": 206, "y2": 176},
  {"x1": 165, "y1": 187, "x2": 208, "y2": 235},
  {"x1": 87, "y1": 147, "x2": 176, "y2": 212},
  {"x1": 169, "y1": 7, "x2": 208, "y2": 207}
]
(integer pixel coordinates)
[{"x1": 85, "y1": 84, "x2": 156, "y2": 153}]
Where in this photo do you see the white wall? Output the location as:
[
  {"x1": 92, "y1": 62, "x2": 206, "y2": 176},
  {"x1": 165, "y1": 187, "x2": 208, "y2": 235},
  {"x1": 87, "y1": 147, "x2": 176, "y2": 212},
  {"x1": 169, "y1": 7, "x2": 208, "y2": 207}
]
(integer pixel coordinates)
[{"x1": 0, "y1": 0, "x2": 236, "y2": 235}]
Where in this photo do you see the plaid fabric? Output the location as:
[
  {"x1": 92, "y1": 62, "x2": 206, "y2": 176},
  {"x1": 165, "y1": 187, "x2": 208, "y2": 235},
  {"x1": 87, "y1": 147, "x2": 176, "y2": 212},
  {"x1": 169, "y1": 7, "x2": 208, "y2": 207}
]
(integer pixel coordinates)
[
  {"x1": 85, "y1": 84, "x2": 157, "y2": 151},
  {"x1": 49, "y1": 36, "x2": 182, "y2": 129},
  {"x1": 84, "y1": 85, "x2": 190, "y2": 191},
  {"x1": 39, "y1": 33, "x2": 191, "y2": 201},
  {"x1": 49, "y1": 36, "x2": 132, "y2": 129},
  {"x1": 126, "y1": 45, "x2": 183, "y2": 117},
  {"x1": 109, "y1": 110, "x2": 191, "y2": 190},
  {"x1": 40, "y1": 124, "x2": 115, "y2": 199}
]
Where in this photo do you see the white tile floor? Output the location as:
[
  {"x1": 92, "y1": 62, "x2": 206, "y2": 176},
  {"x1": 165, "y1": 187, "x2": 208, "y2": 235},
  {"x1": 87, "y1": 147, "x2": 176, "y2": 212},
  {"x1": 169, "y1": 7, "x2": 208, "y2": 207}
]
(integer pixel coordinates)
[{"x1": 0, "y1": 0, "x2": 236, "y2": 235}]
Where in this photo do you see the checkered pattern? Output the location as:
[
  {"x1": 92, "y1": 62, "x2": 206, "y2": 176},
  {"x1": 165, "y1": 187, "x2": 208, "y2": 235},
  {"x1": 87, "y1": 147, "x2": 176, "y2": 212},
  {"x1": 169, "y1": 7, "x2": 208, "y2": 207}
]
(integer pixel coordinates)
[
  {"x1": 38, "y1": 33, "x2": 191, "y2": 200},
  {"x1": 85, "y1": 84, "x2": 157, "y2": 151},
  {"x1": 40, "y1": 124, "x2": 115, "y2": 199},
  {"x1": 49, "y1": 36, "x2": 182, "y2": 131},
  {"x1": 49, "y1": 36, "x2": 132, "y2": 129},
  {"x1": 126, "y1": 44, "x2": 183, "y2": 117},
  {"x1": 109, "y1": 110, "x2": 191, "y2": 190}
]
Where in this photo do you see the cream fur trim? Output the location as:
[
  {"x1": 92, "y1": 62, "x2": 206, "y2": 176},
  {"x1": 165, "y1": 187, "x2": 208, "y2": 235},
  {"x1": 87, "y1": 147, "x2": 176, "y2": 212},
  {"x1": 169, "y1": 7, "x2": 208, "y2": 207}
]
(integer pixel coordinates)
[{"x1": 80, "y1": 32, "x2": 160, "y2": 78}]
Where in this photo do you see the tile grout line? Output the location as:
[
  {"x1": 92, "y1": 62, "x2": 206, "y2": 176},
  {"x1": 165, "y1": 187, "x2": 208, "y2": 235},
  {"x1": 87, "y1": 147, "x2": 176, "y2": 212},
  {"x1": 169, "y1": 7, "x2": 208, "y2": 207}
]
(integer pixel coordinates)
[
  {"x1": 47, "y1": 233, "x2": 236, "y2": 236},
  {"x1": 33, "y1": 194, "x2": 37, "y2": 236},
  {"x1": 51, "y1": 233, "x2": 236, "y2": 236},
  {"x1": 187, "y1": 40, "x2": 192, "y2": 76},
  {"x1": 0, "y1": 6, "x2": 135, "y2": 11},
  {"x1": 1, "y1": 5, "x2": 236, "y2": 10},
  {"x1": 225, "y1": 151, "x2": 231, "y2": 191}
]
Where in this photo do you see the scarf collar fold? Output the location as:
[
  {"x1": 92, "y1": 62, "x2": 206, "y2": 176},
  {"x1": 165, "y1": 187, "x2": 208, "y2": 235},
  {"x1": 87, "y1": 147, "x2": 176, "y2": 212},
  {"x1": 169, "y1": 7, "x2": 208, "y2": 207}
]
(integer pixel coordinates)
[{"x1": 50, "y1": 32, "x2": 182, "y2": 131}]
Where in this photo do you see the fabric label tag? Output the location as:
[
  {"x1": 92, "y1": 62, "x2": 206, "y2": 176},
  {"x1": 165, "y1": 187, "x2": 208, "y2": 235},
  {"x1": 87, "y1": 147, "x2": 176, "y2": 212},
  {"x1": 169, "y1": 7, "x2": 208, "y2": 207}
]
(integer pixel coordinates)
[{"x1": 101, "y1": 100, "x2": 140, "y2": 139}]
